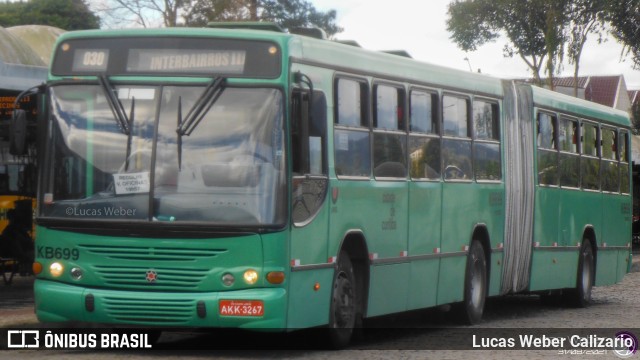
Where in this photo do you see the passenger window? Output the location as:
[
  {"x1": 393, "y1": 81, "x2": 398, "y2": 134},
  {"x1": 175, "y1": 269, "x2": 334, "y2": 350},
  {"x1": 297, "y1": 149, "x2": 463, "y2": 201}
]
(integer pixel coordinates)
[
  {"x1": 334, "y1": 77, "x2": 370, "y2": 178},
  {"x1": 558, "y1": 117, "x2": 579, "y2": 188},
  {"x1": 601, "y1": 127, "x2": 619, "y2": 192},
  {"x1": 336, "y1": 78, "x2": 367, "y2": 127},
  {"x1": 619, "y1": 130, "x2": 629, "y2": 163},
  {"x1": 443, "y1": 139, "x2": 471, "y2": 180},
  {"x1": 292, "y1": 89, "x2": 326, "y2": 175},
  {"x1": 443, "y1": 95, "x2": 469, "y2": 138},
  {"x1": 374, "y1": 84, "x2": 404, "y2": 131},
  {"x1": 537, "y1": 113, "x2": 557, "y2": 150},
  {"x1": 473, "y1": 100, "x2": 499, "y2": 140},
  {"x1": 373, "y1": 84, "x2": 406, "y2": 179},
  {"x1": 410, "y1": 90, "x2": 438, "y2": 134},
  {"x1": 620, "y1": 130, "x2": 630, "y2": 194},
  {"x1": 409, "y1": 136, "x2": 440, "y2": 180},
  {"x1": 581, "y1": 123, "x2": 598, "y2": 157},
  {"x1": 442, "y1": 95, "x2": 471, "y2": 181},
  {"x1": 474, "y1": 142, "x2": 501, "y2": 181},
  {"x1": 537, "y1": 112, "x2": 558, "y2": 186},
  {"x1": 473, "y1": 99, "x2": 501, "y2": 181},
  {"x1": 601, "y1": 128, "x2": 617, "y2": 161},
  {"x1": 581, "y1": 123, "x2": 600, "y2": 191},
  {"x1": 558, "y1": 117, "x2": 578, "y2": 153},
  {"x1": 291, "y1": 88, "x2": 328, "y2": 225},
  {"x1": 409, "y1": 89, "x2": 439, "y2": 181}
]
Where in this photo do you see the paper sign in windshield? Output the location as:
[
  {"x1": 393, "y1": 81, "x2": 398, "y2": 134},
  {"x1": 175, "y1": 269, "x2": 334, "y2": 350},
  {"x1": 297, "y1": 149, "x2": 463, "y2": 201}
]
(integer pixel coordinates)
[{"x1": 114, "y1": 172, "x2": 150, "y2": 195}]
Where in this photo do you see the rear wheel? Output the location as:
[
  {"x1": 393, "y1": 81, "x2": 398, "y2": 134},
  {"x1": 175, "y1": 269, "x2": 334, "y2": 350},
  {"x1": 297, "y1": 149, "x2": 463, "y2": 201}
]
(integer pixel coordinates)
[
  {"x1": 460, "y1": 241, "x2": 487, "y2": 324},
  {"x1": 327, "y1": 251, "x2": 357, "y2": 349},
  {"x1": 564, "y1": 239, "x2": 594, "y2": 307}
]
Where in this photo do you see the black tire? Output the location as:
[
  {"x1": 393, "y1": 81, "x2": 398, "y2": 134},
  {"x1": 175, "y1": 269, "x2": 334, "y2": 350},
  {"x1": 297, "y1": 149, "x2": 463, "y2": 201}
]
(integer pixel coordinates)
[
  {"x1": 327, "y1": 251, "x2": 357, "y2": 349},
  {"x1": 460, "y1": 241, "x2": 487, "y2": 324},
  {"x1": 564, "y1": 239, "x2": 594, "y2": 308}
]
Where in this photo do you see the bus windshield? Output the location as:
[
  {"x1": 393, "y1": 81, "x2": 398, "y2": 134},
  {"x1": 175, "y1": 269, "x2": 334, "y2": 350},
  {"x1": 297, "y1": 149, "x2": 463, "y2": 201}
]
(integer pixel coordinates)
[{"x1": 41, "y1": 84, "x2": 286, "y2": 227}]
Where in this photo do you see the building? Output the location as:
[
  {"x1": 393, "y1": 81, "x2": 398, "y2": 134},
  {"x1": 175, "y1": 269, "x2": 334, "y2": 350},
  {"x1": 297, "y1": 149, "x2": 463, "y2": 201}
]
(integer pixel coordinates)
[{"x1": 544, "y1": 75, "x2": 632, "y2": 113}]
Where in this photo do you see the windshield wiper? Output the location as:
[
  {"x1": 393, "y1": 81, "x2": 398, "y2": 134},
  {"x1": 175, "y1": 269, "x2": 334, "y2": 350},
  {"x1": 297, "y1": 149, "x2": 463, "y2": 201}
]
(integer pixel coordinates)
[
  {"x1": 177, "y1": 76, "x2": 225, "y2": 136},
  {"x1": 176, "y1": 76, "x2": 225, "y2": 169},
  {"x1": 124, "y1": 98, "x2": 135, "y2": 171},
  {"x1": 98, "y1": 74, "x2": 131, "y2": 135},
  {"x1": 98, "y1": 75, "x2": 135, "y2": 171}
]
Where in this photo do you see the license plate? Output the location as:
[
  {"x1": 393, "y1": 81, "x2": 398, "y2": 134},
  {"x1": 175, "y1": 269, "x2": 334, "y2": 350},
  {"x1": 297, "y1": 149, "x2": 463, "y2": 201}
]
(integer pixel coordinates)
[{"x1": 219, "y1": 300, "x2": 264, "y2": 317}]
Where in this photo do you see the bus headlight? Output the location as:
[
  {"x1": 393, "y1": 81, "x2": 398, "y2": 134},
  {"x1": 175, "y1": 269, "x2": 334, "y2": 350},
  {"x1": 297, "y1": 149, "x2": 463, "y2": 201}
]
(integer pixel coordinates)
[
  {"x1": 50, "y1": 262, "x2": 64, "y2": 277},
  {"x1": 243, "y1": 269, "x2": 258, "y2": 285}
]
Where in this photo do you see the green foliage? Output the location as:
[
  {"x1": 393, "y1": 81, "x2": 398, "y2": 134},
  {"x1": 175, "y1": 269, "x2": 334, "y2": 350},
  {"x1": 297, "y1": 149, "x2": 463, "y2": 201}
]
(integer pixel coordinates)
[
  {"x1": 606, "y1": 0, "x2": 640, "y2": 69},
  {"x1": 0, "y1": 2, "x2": 22, "y2": 28},
  {"x1": 447, "y1": 0, "x2": 568, "y2": 86},
  {"x1": 446, "y1": 0, "x2": 499, "y2": 52},
  {"x1": 183, "y1": 0, "x2": 342, "y2": 37},
  {"x1": 0, "y1": 0, "x2": 100, "y2": 30}
]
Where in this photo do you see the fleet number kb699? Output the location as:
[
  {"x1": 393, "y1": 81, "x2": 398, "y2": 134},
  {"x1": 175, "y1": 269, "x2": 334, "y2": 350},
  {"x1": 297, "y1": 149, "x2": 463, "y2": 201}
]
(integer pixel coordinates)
[{"x1": 37, "y1": 246, "x2": 80, "y2": 260}]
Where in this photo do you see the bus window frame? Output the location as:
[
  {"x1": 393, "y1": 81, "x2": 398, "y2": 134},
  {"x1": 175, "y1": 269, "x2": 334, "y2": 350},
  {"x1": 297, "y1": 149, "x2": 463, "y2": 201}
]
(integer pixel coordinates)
[
  {"x1": 408, "y1": 86, "x2": 440, "y2": 182},
  {"x1": 600, "y1": 124, "x2": 620, "y2": 194},
  {"x1": 372, "y1": 80, "x2": 407, "y2": 180},
  {"x1": 536, "y1": 110, "x2": 559, "y2": 187},
  {"x1": 471, "y1": 96, "x2": 502, "y2": 183},
  {"x1": 372, "y1": 81, "x2": 406, "y2": 132},
  {"x1": 618, "y1": 128, "x2": 631, "y2": 195},
  {"x1": 558, "y1": 115, "x2": 581, "y2": 190},
  {"x1": 580, "y1": 119, "x2": 601, "y2": 192},
  {"x1": 408, "y1": 87, "x2": 439, "y2": 136},
  {"x1": 441, "y1": 92, "x2": 472, "y2": 182},
  {"x1": 333, "y1": 75, "x2": 371, "y2": 180}
]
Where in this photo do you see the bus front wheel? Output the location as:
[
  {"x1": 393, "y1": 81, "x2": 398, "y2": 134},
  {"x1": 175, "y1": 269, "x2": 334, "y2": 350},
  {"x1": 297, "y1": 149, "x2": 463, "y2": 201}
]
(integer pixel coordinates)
[
  {"x1": 461, "y1": 241, "x2": 487, "y2": 324},
  {"x1": 327, "y1": 251, "x2": 357, "y2": 349}
]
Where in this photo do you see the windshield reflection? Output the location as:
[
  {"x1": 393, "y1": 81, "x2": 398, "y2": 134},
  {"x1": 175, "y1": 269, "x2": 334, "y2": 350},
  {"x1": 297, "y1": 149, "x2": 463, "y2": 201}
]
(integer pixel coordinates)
[{"x1": 43, "y1": 84, "x2": 285, "y2": 227}]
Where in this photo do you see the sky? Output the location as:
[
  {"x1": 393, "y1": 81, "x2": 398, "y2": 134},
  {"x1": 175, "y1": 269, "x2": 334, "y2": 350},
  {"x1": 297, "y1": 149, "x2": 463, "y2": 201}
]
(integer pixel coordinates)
[{"x1": 311, "y1": 0, "x2": 640, "y2": 89}]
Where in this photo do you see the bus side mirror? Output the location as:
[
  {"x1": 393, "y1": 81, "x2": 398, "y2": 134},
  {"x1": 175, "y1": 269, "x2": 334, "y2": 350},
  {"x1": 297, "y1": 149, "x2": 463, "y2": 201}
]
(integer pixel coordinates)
[{"x1": 10, "y1": 109, "x2": 27, "y2": 155}]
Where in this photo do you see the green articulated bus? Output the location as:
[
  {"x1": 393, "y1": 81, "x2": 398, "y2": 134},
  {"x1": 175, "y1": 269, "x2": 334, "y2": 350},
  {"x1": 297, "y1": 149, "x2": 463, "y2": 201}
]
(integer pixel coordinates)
[{"x1": 16, "y1": 23, "x2": 631, "y2": 348}]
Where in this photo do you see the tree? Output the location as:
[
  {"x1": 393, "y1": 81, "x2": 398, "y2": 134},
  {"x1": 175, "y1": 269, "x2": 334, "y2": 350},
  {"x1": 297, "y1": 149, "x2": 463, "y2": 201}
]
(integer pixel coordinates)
[
  {"x1": 181, "y1": 0, "x2": 256, "y2": 26},
  {"x1": 259, "y1": 0, "x2": 341, "y2": 36},
  {"x1": 95, "y1": 0, "x2": 185, "y2": 27},
  {"x1": 447, "y1": 0, "x2": 568, "y2": 88},
  {"x1": 184, "y1": 0, "x2": 342, "y2": 37},
  {"x1": 566, "y1": 0, "x2": 607, "y2": 96},
  {"x1": 606, "y1": 0, "x2": 640, "y2": 69},
  {"x1": 0, "y1": 0, "x2": 100, "y2": 30},
  {"x1": 97, "y1": 0, "x2": 341, "y2": 37}
]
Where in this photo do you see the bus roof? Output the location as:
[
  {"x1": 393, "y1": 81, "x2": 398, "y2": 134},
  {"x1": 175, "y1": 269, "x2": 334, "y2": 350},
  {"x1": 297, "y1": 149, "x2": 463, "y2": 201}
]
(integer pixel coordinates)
[
  {"x1": 529, "y1": 84, "x2": 630, "y2": 128},
  {"x1": 54, "y1": 27, "x2": 630, "y2": 128},
  {"x1": 286, "y1": 31, "x2": 504, "y2": 98}
]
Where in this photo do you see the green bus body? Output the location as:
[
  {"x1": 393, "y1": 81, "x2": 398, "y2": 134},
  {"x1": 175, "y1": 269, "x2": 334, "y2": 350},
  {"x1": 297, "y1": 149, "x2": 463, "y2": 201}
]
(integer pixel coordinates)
[{"x1": 33, "y1": 27, "x2": 631, "y2": 336}]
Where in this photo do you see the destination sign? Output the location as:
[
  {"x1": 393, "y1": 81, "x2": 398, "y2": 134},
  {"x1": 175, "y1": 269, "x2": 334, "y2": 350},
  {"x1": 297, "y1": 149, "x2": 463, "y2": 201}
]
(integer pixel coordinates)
[
  {"x1": 52, "y1": 37, "x2": 281, "y2": 78},
  {"x1": 127, "y1": 49, "x2": 246, "y2": 73}
]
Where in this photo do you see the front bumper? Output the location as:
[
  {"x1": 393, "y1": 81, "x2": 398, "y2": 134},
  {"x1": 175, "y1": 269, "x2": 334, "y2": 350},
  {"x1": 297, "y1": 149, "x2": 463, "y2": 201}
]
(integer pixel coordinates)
[{"x1": 35, "y1": 279, "x2": 287, "y2": 329}]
